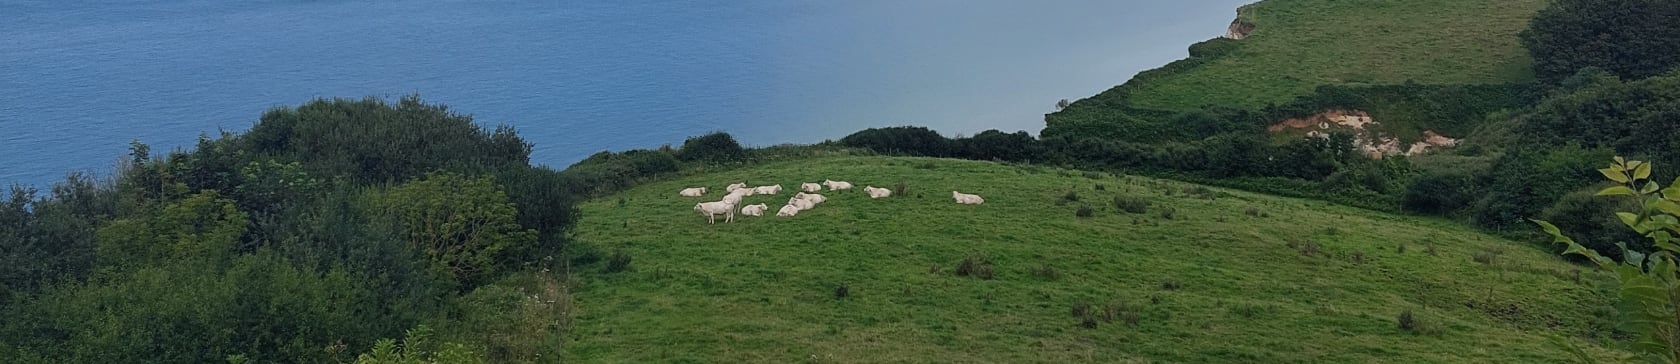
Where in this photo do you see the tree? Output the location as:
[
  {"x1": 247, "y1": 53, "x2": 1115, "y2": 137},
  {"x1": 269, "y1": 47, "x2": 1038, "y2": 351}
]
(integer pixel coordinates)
[
  {"x1": 1521, "y1": 0, "x2": 1680, "y2": 83},
  {"x1": 838, "y1": 126, "x2": 949, "y2": 157},
  {"x1": 0, "y1": 173, "x2": 116, "y2": 304},
  {"x1": 241, "y1": 96, "x2": 532, "y2": 184},
  {"x1": 96, "y1": 191, "x2": 247, "y2": 270},
  {"x1": 674, "y1": 132, "x2": 746, "y2": 163},
  {"x1": 955, "y1": 130, "x2": 1036, "y2": 162},
  {"x1": 363, "y1": 172, "x2": 536, "y2": 286},
  {"x1": 1536, "y1": 157, "x2": 1680, "y2": 362}
]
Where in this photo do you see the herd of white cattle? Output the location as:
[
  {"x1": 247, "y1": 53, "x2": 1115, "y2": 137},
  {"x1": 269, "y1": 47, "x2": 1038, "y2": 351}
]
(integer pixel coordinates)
[{"x1": 682, "y1": 179, "x2": 984, "y2": 224}]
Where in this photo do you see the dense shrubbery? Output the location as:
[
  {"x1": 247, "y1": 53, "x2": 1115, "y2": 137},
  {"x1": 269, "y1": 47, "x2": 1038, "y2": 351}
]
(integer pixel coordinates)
[
  {"x1": 1401, "y1": 171, "x2": 1473, "y2": 215},
  {"x1": 675, "y1": 132, "x2": 746, "y2": 163},
  {"x1": 1266, "y1": 83, "x2": 1537, "y2": 140},
  {"x1": 1537, "y1": 187, "x2": 1648, "y2": 260},
  {"x1": 1458, "y1": 71, "x2": 1680, "y2": 238},
  {"x1": 563, "y1": 150, "x2": 681, "y2": 195},
  {"x1": 839, "y1": 126, "x2": 950, "y2": 157},
  {"x1": 1510, "y1": 70, "x2": 1680, "y2": 178},
  {"x1": 839, "y1": 122, "x2": 1374, "y2": 205},
  {"x1": 1536, "y1": 158, "x2": 1680, "y2": 362},
  {"x1": 0, "y1": 96, "x2": 573, "y2": 362},
  {"x1": 241, "y1": 96, "x2": 532, "y2": 184},
  {"x1": 1521, "y1": 0, "x2": 1680, "y2": 84},
  {"x1": 0, "y1": 173, "x2": 115, "y2": 306}
]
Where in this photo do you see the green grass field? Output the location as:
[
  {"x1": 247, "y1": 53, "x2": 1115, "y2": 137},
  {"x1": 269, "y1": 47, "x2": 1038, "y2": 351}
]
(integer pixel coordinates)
[
  {"x1": 1128, "y1": 0, "x2": 1544, "y2": 111},
  {"x1": 566, "y1": 156, "x2": 1625, "y2": 362}
]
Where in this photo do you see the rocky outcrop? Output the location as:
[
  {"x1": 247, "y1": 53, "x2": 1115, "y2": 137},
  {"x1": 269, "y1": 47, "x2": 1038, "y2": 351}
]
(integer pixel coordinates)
[{"x1": 1224, "y1": 19, "x2": 1256, "y2": 40}]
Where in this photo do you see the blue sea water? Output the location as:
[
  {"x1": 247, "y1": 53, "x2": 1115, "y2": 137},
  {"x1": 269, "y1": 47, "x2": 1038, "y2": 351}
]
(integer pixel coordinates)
[{"x1": 1, "y1": 0, "x2": 1250, "y2": 187}]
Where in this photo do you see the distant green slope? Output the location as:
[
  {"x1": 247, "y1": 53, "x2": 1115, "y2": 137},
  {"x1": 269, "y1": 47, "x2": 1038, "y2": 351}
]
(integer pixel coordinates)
[
  {"x1": 567, "y1": 156, "x2": 1625, "y2": 363},
  {"x1": 1044, "y1": 0, "x2": 1546, "y2": 140},
  {"x1": 1133, "y1": 0, "x2": 1542, "y2": 110}
]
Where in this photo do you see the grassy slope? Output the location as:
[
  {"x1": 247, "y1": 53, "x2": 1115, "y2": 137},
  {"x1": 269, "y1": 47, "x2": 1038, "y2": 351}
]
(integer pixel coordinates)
[
  {"x1": 1129, "y1": 0, "x2": 1543, "y2": 111},
  {"x1": 567, "y1": 156, "x2": 1625, "y2": 363}
]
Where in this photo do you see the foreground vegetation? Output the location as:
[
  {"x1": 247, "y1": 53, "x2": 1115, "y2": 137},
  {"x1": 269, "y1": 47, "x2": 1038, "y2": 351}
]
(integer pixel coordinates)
[
  {"x1": 4, "y1": 0, "x2": 1678, "y2": 361},
  {"x1": 0, "y1": 97, "x2": 575, "y2": 363},
  {"x1": 568, "y1": 156, "x2": 1625, "y2": 362}
]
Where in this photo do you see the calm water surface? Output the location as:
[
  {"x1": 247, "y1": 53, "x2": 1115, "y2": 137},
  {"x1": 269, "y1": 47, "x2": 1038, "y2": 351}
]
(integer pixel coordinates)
[{"x1": 1, "y1": 0, "x2": 1250, "y2": 186}]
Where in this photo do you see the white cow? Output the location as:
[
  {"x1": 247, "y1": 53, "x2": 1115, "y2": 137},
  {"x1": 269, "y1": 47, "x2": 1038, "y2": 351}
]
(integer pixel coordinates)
[
  {"x1": 863, "y1": 186, "x2": 892, "y2": 199},
  {"x1": 776, "y1": 204, "x2": 802, "y2": 217},
  {"x1": 793, "y1": 192, "x2": 826, "y2": 204},
  {"x1": 822, "y1": 180, "x2": 854, "y2": 192},
  {"x1": 694, "y1": 201, "x2": 736, "y2": 224},
  {"x1": 952, "y1": 191, "x2": 984, "y2": 205},
  {"x1": 721, "y1": 189, "x2": 749, "y2": 205},
  {"x1": 788, "y1": 198, "x2": 815, "y2": 210},
  {"x1": 725, "y1": 182, "x2": 748, "y2": 193},
  {"x1": 740, "y1": 203, "x2": 769, "y2": 217},
  {"x1": 800, "y1": 182, "x2": 822, "y2": 193},
  {"x1": 752, "y1": 185, "x2": 783, "y2": 195},
  {"x1": 679, "y1": 187, "x2": 707, "y2": 197}
]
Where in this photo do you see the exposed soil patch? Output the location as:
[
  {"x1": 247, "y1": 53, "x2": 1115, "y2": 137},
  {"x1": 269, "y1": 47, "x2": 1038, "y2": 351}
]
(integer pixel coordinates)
[{"x1": 1268, "y1": 109, "x2": 1457, "y2": 159}]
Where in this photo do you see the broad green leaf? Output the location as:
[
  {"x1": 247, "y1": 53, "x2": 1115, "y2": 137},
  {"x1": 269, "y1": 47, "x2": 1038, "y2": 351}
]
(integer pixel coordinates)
[
  {"x1": 1651, "y1": 213, "x2": 1680, "y2": 228},
  {"x1": 1664, "y1": 177, "x2": 1680, "y2": 201},
  {"x1": 1620, "y1": 212, "x2": 1643, "y2": 229},
  {"x1": 1534, "y1": 219, "x2": 1565, "y2": 237},
  {"x1": 1560, "y1": 240, "x2": 1614, "y2": 269},
  {"x1": 1622, "y1": 242, "x2": 1647, "y2": 268},
  {"x1": 1652, "y1": 256, "x2": 1675, "y2": 284},
  {"x1": 1641, "y1": 182, "x2": 1660, "y2": 194},
  {"x1": 1601, "y1": 167, "x2": 1631, "y2": 183},
  {"x1": 1658, "y1": 200, "x2": 1680, "y2": 216},
  {"x1": 1633, "y1": 161, "x2": 1652, "y2": 180},
  {"x1": 1653, "y1": 231, "x2": 1679, "y2": 254},
  {"x1": 1600, "y1": 186, "x2": 1638, "y2": 196}
]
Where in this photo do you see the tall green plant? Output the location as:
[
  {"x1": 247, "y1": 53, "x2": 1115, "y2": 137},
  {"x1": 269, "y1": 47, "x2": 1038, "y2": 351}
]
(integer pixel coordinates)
[
  {"x1": 364, "y1": 172, "x2": 536, "y2": 287},
  {"x1": 1535, "y1": 157, "x2": 1680, "y2": 362}
]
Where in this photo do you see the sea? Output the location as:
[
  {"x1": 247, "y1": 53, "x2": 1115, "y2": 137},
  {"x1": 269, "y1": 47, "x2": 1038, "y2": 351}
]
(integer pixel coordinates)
[{"x1": 1, "y1": 0, "x2": 1251, "y2": 187}]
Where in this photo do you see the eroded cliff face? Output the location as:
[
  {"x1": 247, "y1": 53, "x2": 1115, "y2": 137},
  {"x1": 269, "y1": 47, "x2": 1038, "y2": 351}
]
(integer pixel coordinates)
[
  {"x1": 1268, "y1": 110, "x2": 1458, "y2": 159},
  {"x1": 1224, "y1": 19, "x2": 1256, "y2": 40}
]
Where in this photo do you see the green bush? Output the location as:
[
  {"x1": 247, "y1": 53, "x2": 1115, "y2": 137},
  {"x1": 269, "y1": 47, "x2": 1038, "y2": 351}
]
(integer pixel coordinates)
[
  {"x1": 242, "y1": 96, "x2": 531, "y2": 184},
  {"x1": 604, "y1": 250, "x2": 633, "y2": 273},
  {"x1": 363, "y1": 172, "x2": 536, "y2": 287},
  {"x1": 1062, "y1": 191, "x2": 1081, "y2": 203},
  {"x1": 675, "y1": 132, "x2": 746, "y2": 163},
  {"x1": 953, "y1": 130, "x2": 1038, "y2": 161},
  {"x1": 1115, "y1": 196, "x2": 1151, "y2": 214},
  {"x1": 0, "y1": 173, "x2": 117, "y2": 301},
  {"x1": 1538, "y1": 187, "x2": 1648, "y2": 260},
  {"x1": 1187, "y1": 37, "x2": 1241, "y2": 59},
  {"x1": 564, "y1": 149, "x2": 680, "y2": 196},
  {"x1": 954, "y1": 256, "x2": 994, "y2": 280},
  {"x1": 1402, "y1": 171, "x2": 1473, "y2": 214}
]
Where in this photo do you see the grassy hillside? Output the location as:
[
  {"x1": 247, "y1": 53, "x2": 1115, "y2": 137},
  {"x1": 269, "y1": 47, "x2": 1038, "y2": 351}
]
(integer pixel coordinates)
[
  {"x1": 1129, "y1": 0, "x2": 1544, "y2": 111},
  {"x1": 566, "y1": 156, "x2": 1626, "y2": 362}
]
